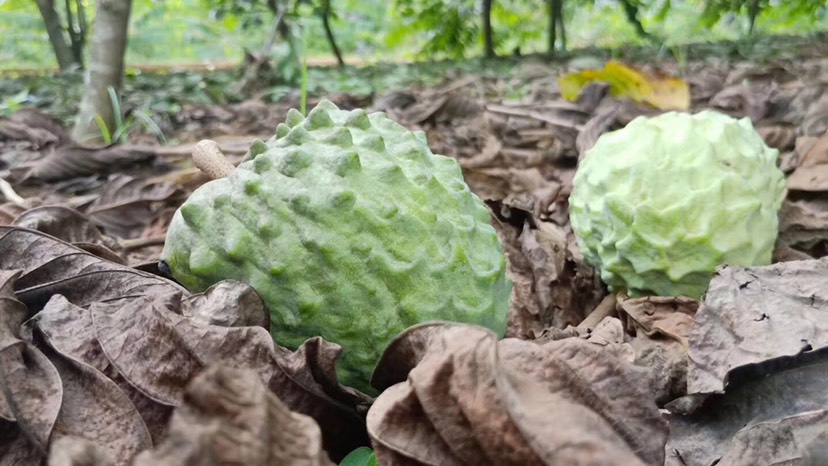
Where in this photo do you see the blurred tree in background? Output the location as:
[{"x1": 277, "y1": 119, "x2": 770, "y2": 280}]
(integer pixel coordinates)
[
  {"x1": 71, "y1": 0, "x2": 131, "y2": 145},
  {"x1": 0, "y1": 0, "x2": 824, "y2": 150},
  {"x1": 33, "y1": 0, "x2": 87, "y2": 70},
  {"x1": 2, "y1": 0, "x2": 826, "y2": 71}
]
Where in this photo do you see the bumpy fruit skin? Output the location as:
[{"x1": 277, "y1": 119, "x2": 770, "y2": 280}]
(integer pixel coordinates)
[
  {"x1": 569, "y1": 110, "x2": 786, "y2": 299},
  {"x1": 161, "y1": 100, "x2": 511, "y2": 389}
]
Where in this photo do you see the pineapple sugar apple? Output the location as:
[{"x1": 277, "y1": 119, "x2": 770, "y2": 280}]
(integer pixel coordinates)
[
  {"x1": 161, "y1": 100, "x2": 511, "y2": 389},
  {"x1": 569, "y1": 110, "x2": 786, "y2": 299}
]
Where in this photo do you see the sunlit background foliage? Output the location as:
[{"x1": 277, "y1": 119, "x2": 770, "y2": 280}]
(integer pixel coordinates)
[{"x1": 0, "y1": 0, "x2": 826, "y2": 70}]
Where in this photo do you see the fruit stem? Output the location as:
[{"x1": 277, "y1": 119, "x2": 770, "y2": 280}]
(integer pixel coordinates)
[{"x1": 192, "y1": 140, "x2": 235, "y2": 179}]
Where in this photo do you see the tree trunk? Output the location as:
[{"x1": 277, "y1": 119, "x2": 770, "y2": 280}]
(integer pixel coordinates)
[
  {"x1": 232, "y1": 7, "x2": 288, "y2": 95},
  {"x1": 618, "y1": 0, "x2": 654, "y2": 41},
  {"x1": 320, "y1": 1, "x2": 344, "y2": 67},
  {"x1": 556, "y1": 0, "x2": 565, "y2": 51},
  {"x1": 71, "y1": 0, "x2": 132, "y2": 146},
  {"x1": 34, "y1": 0, "x2": 78, "y2": 70},
  {"x1": 747, "y1": 0, "x2": 760, "y2": 35},
  {"x1": 482, "y1": 0, "x2": 494, "y2": 58},
  {"x1": 548, "y1": 0, "x2": 565, "y2": 53},
  {"x1": 67, "y1": 0, "x2": 88, "y2": 65}
]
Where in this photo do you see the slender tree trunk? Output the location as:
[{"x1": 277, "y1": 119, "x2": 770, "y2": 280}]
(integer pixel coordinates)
[
  {"x1": 69, "y1": 0, "x2": 88, "y2": 65},
  {"x1": 320, "y1": 1, "x2": 344, "y2": 67},
  {"x1": 548, "y1": 0, "x2": 564, "y2": 53},
  {"x1": 34, "y1": 0, "x2": 78, "y2": 70},
  {"x1": 482, "y1": 0, "x2": 494, "y2": 58},
  {"x1": 71, "y1": 0, "x2": 132, "y2": 146},
  {"x1": 618, "y1": 0, "x2": 654, "y2": 41},
  {"x1": 557, "y1": 6, "x2": 566, "y2": 51},
  {"x1": 747, "y1": 0, "x2": 760, "y2": 34},
  {"x1": 232, "y1": 7, "x2": 288, "y2": 95}
]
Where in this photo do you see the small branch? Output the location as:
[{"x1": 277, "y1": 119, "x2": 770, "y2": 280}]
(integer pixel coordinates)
[
  {"x1": 0, "y1": 177, "x2": 26, "y2": 206},
  {"x1": 576, "y1": 293, "x2": 618, "y2": 331},
  {"x1": 121, "y1": 235, "x2": 166, "y2": 251}
]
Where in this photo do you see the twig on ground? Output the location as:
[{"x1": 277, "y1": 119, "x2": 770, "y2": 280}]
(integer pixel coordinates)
[
  {"x1": 121, "y1": 235, "x2": 167, "y2": 251},
  {"x1": 0, "y1": 177, "x2": 26, "y2": 206},
  {"x1": 576, "y1": 293, "x2": 618, "y2": 331}
]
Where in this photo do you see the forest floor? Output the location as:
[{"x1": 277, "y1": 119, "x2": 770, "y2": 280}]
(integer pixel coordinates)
[{"x1": 0, "y1": 33, "x2": 828, "y2": 465}]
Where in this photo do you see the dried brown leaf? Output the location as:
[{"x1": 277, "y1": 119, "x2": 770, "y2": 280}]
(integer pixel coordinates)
[
  {"x1": 270, "y1": 338, "x2": 373, "y2": 461},
  {"x1": 0, "y1": 109, "x2": 67, "y2": 149},
  {"x1": 788, "y1": 133, "x2": 828, "y2": 192},
  {"x1": 41, "y1": 344, "x2": 152, "y2": 464},
  {"x1": 803, "y1": 429, "x2": 828, "y2": 465},
  {"x1": 369, "y1": 323, "x2": 668, "y2": 465},
  {"x1": 666, "y1": 351, "x2": 828, "y2": 466},
  {"x1": 48, "y1": 436, "x2": 116, "y2": 466},
  {"x1": 618, "y1": 296, "x2": 698, "y2": 406},
  {"x1": 180, "y1": 280, "x2": 269, "y2": 329},
  {"x1": 84, "y1": 175, "x2": 178, "y2": 239},
  {"x1": 687, "y1": 258, "x2": 828, "y2": 395},
  {"x1": 35, "y1": 295, "x2": 110, "y2": 371},
  {"x1": 717, "y1": 410, "x2": 828, "y2": 465},
  {"x1": 12, "y1": 206, "x2": 108, "y2": 245},
  {"x1": 33, "y1": 295, "x2": 175, "y2": 445},
  {"x1": 687, "y1": 67, "x2": 727, "y2": 103},
  {"x1": 619, "y1": 295, "x2": 698, "y2": 346},
  {"x1": 490, "y1": 204, "x2": 604, "y2": 338},
  {"x1": 788, "y1": 164, "x2": 828, "y2": 192},
  {"x1": 133, "y1": 365, "x2": 335, "y2": 466},
  {"x1": 775, "y1": 199, "x2": 828, "y2": 260},
  {"x1": 799, "y1": 132, "x2": 828, "y2": 167},
  {"x1": 91, "y1": 298, "x2": 205, "y2": 406},
  {"x1": 0, "y1": 424, "x2": 42, "y2": 466},
  {"x1": 0, "y1": 226, "x2": 184, "y2": 311},
  {"x1": 0, "y1": 270, "x2": 62, "y2": 451},
  {"x1": 709, "y1": 80, "x2": 775, "y2": 121},
  {"x1": 756, "y1": 125, "x2": 797, "y2": 151},
  {"x1": 20, "y1": 144, "x2": 155, "y2": 183},
  {"x1": 803, "y1": 92, "x2": 828, "y2": 136},
  {"x1": 575, "y1": 99, "x2": 621, "y2": 158},
  {"x1": 0, "y1": 205, "x2": 17, "y2": 225},
  {"x1": 95, "y1": 289, "x2": 370, "y2": 461}
]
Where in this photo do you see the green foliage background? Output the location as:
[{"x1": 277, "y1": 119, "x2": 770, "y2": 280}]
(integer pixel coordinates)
[{"x1": 0, "y1": 0, "x2": 825, "y2": 70}]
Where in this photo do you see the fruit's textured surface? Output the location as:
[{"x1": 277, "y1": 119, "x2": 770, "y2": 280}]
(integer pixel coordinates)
[
  {"x1": 161, "y1": 100, "x2": 511, "y2": 389},
  {"x1": 569, "y1": 110, "x2": 786, "y2": 299}
]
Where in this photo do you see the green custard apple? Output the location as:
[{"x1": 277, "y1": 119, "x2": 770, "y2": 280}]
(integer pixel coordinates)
[
  {"x1": 161, "y1": 100, "x2": 511, "y2": 390},
  {"x1": 569, "y1": 110, "x2": 786, "y2": 299}
]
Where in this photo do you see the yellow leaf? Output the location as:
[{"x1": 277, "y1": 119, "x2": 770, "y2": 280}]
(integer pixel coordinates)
[{"x1": 558, "y1": 61, "x2": 690, "y2": 111}]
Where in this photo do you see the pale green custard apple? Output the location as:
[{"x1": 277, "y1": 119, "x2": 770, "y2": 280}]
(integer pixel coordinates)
[
  {"x1": 160, "y1": 100, "x2": 511, "y2": 390},
  {"x1": 569, "y1": 110, "x2": 786, "y2": 299}
]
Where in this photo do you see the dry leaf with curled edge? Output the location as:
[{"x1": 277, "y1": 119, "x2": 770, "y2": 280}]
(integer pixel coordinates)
[
  {"x1": 618, "y1": 295, "x2": 698, "y2": 406},
  {"x1": 774, "y1": 200, "x2": 828, "y2": 262},
  {"x1": 132, "y1": 365, "x2": 335, "y2": 466},
  {"x1": 0, "y1": 226, "x2": 185, "y2": 311},
  {"x1": 0, "y1": 270, "x2": 63, "y2": 453},
  {"x1": 490, "y1": 203, "x2": 604, "y2": 338},
  {"x1": 788, "y1": 132, "x2": 828, "y2": 192},
  {"x1": 84, "y1": 175, "x2": 178, "y2": 239},
  {"x1": 12, "y1": 206, "x2": 109, "y2": 246},
  {"x1": 1, "y1": 271, "x2": 151, "y2": 465},
  {"x1": 34, "y1": 295, "x2": 173, "y2": 444},
  {"x1": 687, "y1": 258, "x2": 828, "y2": 396},
  {"x1": 666, "y1": 350, "x2": 828, "y2": 466},
  {"x1": 1, "y1": 227, "x2": 370, "y2": 462},
  {"x1": 367, "y1": 322, "x2": 667, "y2": 466}
]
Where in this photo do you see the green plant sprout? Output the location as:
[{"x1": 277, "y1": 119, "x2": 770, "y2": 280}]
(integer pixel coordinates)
[{"x1": 93, "y1": 86, "x2": 166, "y2": 144}]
